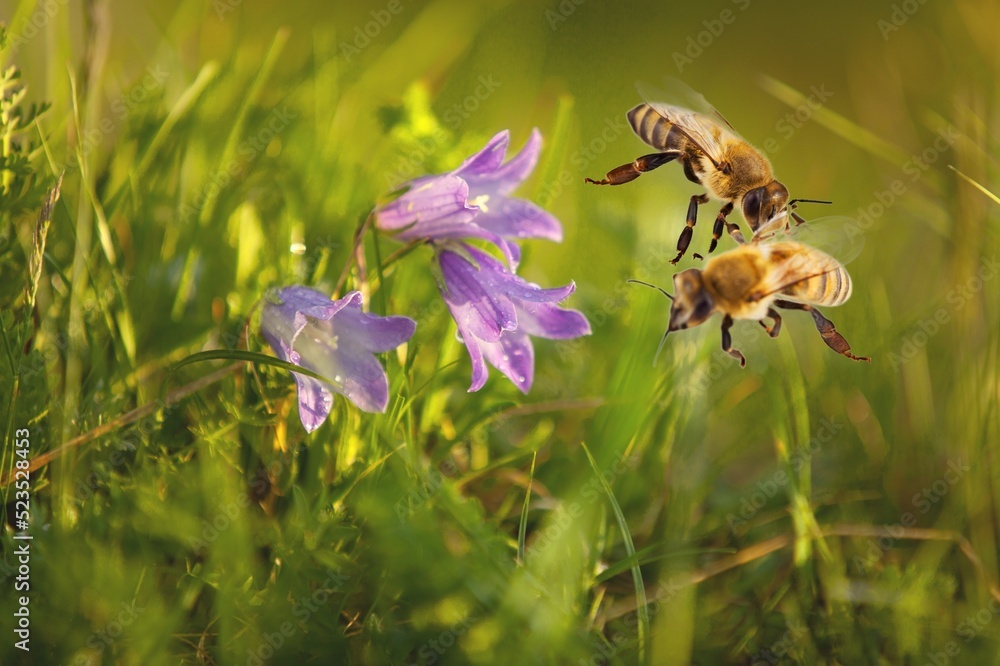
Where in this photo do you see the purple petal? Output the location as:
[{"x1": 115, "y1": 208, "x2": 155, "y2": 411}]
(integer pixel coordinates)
[
  {"x1": 455, "y1": 324, "x2": 490, "y2": 393},
  {"x1": 474, "y1": 198, "x2": 563, "y2": 243},
  {"x1": 516, "y1": 301, "x2": 592, "y2": 340},
  {"x1": 464, "y1": 246, "x2": 576, "y2": 303},
  {"x1": 261, "y1": 286, "x2": 412, "y2": 424},
  {"x1": 453, "y1": 131, "x2": 510, "y2": 180},
  {"x1": 292, "y1": 374, "x2": 335, "y2": 433},
  {"x1": 262, "y1": 288, "x2": 356, "y2": 345},
  {"x1": 478, "y1": 128, "x2": 542, "y2": 193},
  {"x1": 333, "y1": 345, "x2": 391, "y2": 413},
  {"x1": 282, "y1": 287, "x2": 360, "y2": 319},
  {"x1": 334, "y1": 307, "x2": 417, "y2": 353},
  {"x1": 273, "y1": 338, "x2": 334, "y2": 433},
  {"x1": 479, "y1": 328, "x2": 535, "y2": 394},
  {"x1": 292, "y1": 330, "x2": 391, "y2": 414},
  {"x1": 375, "y1": 175, "x2": 478, "y2": 236},
  {"x1": 438, "y1": 249, "x2": 517, "y2": 342}
]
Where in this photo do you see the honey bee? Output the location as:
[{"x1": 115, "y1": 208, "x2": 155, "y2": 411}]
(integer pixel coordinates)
[
  {"x1": 587, "y1": 79, "x2": 828, "y2": 263},
  {"x1": 630, "y1": 220, "x2": 870, "y2": 366}
]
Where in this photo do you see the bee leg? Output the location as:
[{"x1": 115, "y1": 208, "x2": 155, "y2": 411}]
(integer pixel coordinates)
[
  {"x1": 725, "y1": 221, "x2": 747, "y2": 245},
  {"x1": 759, "y1": 308, "x2": 782, "y2": 338},
  {"x1": 585, "y1": 151, "x2": 680, "y2": 185},
  {"x1": 672, "y1": 193, "x2": 710, "y2": 264},
  {"x1": 708, "y1": 202, "x2": 735, "y2": 255},
  {"x1": 774, "y1": 300, "x2": 871, "y2": 362},
  {"x1": 721, "y1": 314, "x2": 747, "y2": 367}
]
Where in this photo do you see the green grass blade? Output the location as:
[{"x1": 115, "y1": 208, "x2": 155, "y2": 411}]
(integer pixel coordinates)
[{"x1": 582, "y1": 441, "x2": 647, "y2": 662}]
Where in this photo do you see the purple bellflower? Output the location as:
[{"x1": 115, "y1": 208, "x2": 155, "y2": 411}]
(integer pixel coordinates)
[
  {"x1": 374, "y1": 129, "x2": 562, "y2": 269},
  {"x1": 261, "y1": 286, "x2": 416, "y2": 432},
  {"x1": 436, "y1": 244, "x2": 591, "y2": 393}
]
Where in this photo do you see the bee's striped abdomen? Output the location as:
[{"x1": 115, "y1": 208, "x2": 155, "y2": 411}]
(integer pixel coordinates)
[
  {"x1": 627, "y1": 104, "x2": 686, "y2": 152},
  {"x1": 786, "y1": 263, "x2": 852, "y2": 306}
]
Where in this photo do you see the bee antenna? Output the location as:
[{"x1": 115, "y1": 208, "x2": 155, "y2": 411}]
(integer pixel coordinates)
[
  {"x1": 652, "y1": 328, "x2": 670, "y2": 368},
  {"x1": 788, "y1": 198, "x2": 833, "y2": 209},
  {"x1": 627, "y1": 278, "x2": 673, "y2": 301},
  {"x1": 628, "y1": 279, "x2": 674, "y2": 367}
]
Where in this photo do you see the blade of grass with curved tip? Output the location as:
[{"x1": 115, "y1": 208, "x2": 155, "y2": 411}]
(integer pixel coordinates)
[
  {"x1": 594, "y1": 547, "x2": 736, "y2": 585},
  {"x1": 581, "y1": 441, "x2": 647, "y2": 662},
  {"x1": 517, "y1": 451, "x2": 537, "y2": 565},
  {"x1": 758, "y1": 74, "x2": 911, "y2": 167},
  {"x1": 169, "y1": 349, "x2": 333, "y2": 385},
  {"x1": 948, "y1": 165, "x2": 1000, "y2": 206}
]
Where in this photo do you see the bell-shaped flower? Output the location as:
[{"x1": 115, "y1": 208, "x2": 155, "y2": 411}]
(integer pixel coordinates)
[
  {"x1": 260, "y1": 286, "x2": 416, "y2": 432},
  {"x1": 435, "y1": 244, "x2": 591, "y2": 393},
  {"x1": 374, "y1": 129, "x2": 562, "y2": 268}
]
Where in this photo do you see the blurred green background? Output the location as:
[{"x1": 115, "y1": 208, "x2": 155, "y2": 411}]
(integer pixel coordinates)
[{"x1": 1, "y1": 0, "x2": 998, "y2": 663}]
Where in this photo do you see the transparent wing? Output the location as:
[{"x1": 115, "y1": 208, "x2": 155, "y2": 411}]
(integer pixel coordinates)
[
  {"x1": 635, "y1": 78, "x2": 738, "y2": 167},
  {"x1": 756, "y1": 241, "x2": 849, "y2": 301},
  {"x1": 636, "y1": 78, "x2": 738, "y2": 132},
  {"x1": 752, "y1": 216, "x2": 866, "y2": 266}
]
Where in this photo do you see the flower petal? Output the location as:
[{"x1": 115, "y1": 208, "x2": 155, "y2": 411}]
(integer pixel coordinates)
[
  {"x1": 455, "y1": 325, "x2": 490, "y2": 393},
  {"x1": 272, "y1": 338, "x2": 335, "y2": 433},
  {"x1": 261, "y1": 286, "x2": 411, "y2": 424},
  {"x1": 454, "y1": 131, "x2": 510, "y2": 180},
  {"x1": 335, "y1": 345, "x2": 391, "y2": 412},
  {"x1": 334, "y1": 308, "x2": 417, "y2": 353},
  {"x1": 474, "y1": 199, "x2": 563, "y2": 243},
  {"x1": 464, "y1": 246, "x2": 575, "y2": 304},
  {"x1": 481, "y1": 128, "x2": 542, "y2": 193},
  {"x1": 294, "y1": 331, "x2": 391, "y2": 413},
  {"x1": 292, "y1": 374, "x2": 335, "y2": 433},
  {"x1": 375, "y1": 175, "x2": 478, "y2": 236},
  {"x1": 438, "y1": 249, "x2": 517, "y2": 342},
  {"x1": 479, "y1": 328, "x2": 534, "y2": 394},
  {"x1": 516, "y1": 301, "x2": 592, "y2": 340}
]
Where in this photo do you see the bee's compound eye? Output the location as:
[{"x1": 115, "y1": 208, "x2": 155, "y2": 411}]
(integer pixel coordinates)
[{"x1": 742, "y1": 188, "x2": 763, "y2": 227}]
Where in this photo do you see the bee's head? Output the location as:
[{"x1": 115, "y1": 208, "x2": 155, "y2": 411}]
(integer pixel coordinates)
[
  {"x1": 741, "y1": 181, "x2": 790, "y2": 233},
  {"x1": 669, "y1": 269, "x2": 714, "y2": 331}
]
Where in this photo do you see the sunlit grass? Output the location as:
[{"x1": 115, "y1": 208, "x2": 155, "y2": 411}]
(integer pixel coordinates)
[{"x1": 1, "y1": 2, "x2": 999, "y2": 665}]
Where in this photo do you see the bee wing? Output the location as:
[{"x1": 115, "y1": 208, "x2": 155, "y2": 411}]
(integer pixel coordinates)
[
  {"x1": 752, "y1": 216, "x2": 866, "y2": 266},
  {"x1": 756, "y1": 241, "x2": 851, "y2": 303},
  {"x1": 635, "y1": 78, "x2": 739, "y2": 167}
]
